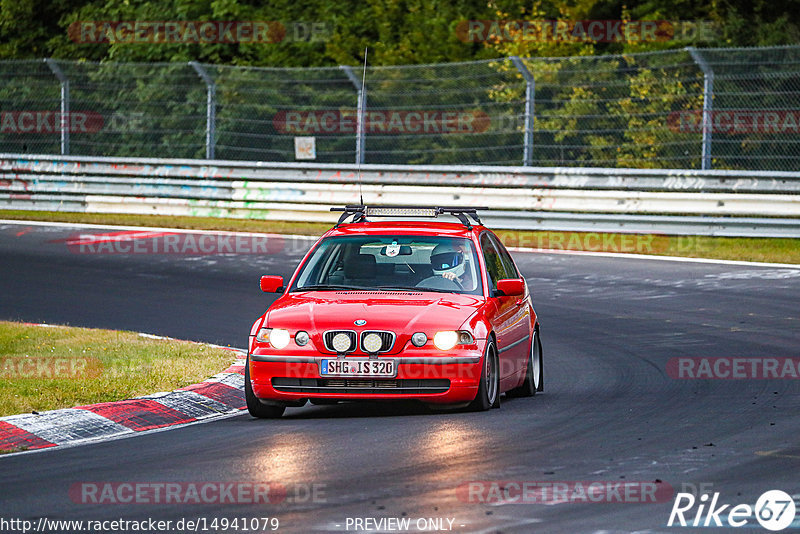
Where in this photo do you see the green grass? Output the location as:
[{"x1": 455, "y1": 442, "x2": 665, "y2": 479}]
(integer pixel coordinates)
[
  {"x1": 0, "y1": 446, "x2": 28, "y2": 454},
  {"x1": 0, "y1": 321, "x2": 236, "y2": 418},
  {"x1": 1, "y1": 210, "x2": 798, "y2": 264},
  {"x1": 0, "y1": 210, "x2": 331, "y2": 236}
]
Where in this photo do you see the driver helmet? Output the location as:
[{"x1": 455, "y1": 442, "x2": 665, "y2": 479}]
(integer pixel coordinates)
[{"x1": 430, "y1": 242, "x2": 466, "y2": 278}]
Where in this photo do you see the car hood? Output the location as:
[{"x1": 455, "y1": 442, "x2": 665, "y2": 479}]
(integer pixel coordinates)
[{"x1": 265, "y1": 290, "x2": 484, "y2": 333}]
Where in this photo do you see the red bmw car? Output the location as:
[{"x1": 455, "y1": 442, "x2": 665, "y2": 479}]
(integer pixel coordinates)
[{"x1": 246, "y1": 206, "x2": 543, "y2": 418}]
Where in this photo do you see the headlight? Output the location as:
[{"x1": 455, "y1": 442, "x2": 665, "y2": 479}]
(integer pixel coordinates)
[
  {"x1": 433, "y1": 330, "x2": 474, "y2": 351},
  {"x1": 411, "y1": 332, "x2": 428, "y2": 347},
  {"x1": 433, "y1": 331, "x2": 459, "y2": 351},
  {"x1": 295, "y1": 330, "x2": 310, "y2": 346},
  {"x1": 256, "y1": 328, "x2": 290, "y2": 349}
]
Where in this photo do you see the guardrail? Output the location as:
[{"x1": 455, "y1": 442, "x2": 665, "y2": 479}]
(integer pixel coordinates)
[{"x1": 1, "y1": 153, "x2": 799, "y2": 237}]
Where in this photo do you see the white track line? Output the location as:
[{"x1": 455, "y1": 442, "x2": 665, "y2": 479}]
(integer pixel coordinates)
[{"x1": 506, "y1": 246, "x2": 800, "y2": 269}]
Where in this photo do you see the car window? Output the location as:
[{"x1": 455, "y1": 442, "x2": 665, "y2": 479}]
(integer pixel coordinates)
[
  {"x1": 489, "y1": 233, "x2": 519, "y2": 279},
  {"x1": 291, "y1": 235, "x2": 483, "y2": 295},
  {"x1": 479, "y1": 233, "x2": 504, "y2": 291}
]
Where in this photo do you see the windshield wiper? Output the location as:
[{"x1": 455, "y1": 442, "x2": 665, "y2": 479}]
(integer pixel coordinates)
[
  {"x1": 293, "y1": 284, "x2": 368, "y2": 292},
  {"x1": 377, "y1": 285, "x2": 453, "y2": 293}
]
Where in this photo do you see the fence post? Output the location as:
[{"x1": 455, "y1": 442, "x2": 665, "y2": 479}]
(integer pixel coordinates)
[
  {"x1": 686, "y1": 47, "x2": 714, "y2": 170},
  {"x1": 510, "y1": 56, "x2": 535, "y2": 166},
  {"x1": 44, "y1": 59, "x2": 69, "y2": 156},
  {"x1": 340, "y1": 65, "x2": 366, "y2": 165},
  {"x1": 189, "y1": 62, "x2": 216, "y2": 160}
]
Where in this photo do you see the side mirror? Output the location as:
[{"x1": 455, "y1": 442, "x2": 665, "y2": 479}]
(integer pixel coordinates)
[
  {"x1": 260, "y1": 275, "x2": 284, "y2": 293},
  {"x1": 495, "y1": 278, "x2": 524, "y2": 297}
]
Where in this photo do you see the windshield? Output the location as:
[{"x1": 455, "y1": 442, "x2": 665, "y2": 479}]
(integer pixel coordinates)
[{"x1": 291, "y1": 235, "x2": 483, "y2": 295}]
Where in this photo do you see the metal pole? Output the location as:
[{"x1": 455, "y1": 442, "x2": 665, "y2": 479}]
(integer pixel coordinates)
[
  {"x1": 341, "y1": 65, "x2": 365, "y2": 165},
  {"x1": 510, "y1": 56, "x2": 535, "y2": 166},
  {"x1": 686, "y1": 47, "x2": 714, "y2": 170},
  {"x1": 189, "y1": 61, "x2": 216, "y2": 160},
  {"x1": 45, "y1": 59, "x2": 69, "y2": 155}
]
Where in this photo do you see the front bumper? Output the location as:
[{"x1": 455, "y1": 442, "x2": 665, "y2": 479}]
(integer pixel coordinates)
[{"x1": 249, "y1": 348, "x2": 484, "y2": 405}]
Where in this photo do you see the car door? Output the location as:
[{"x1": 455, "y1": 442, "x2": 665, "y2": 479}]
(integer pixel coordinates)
[
  {"x1": 479, "y1": 233, "x2": 527, "y2": 384},
  {"x1": 489, "y1": 233, "x2": 532, "y2": 379}
]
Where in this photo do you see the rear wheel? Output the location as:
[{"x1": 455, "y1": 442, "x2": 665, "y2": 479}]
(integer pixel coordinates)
[
  {"x1": 469, "y1": 338, "x2": 500, "y2": 411},
  {"x1": 507, "y1": 328, "x2": 543, "y2": 398},
  {"x1": 245, "y1": 356, "x2": 286, "y2": 419}
]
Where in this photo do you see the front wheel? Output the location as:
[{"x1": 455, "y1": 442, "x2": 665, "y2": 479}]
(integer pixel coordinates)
[
  {"x1": 507, "y1": 328, "x2": 543, "y2": 398},
  {"x1": 469, "y1": 338, "x2": 500, "y2": 411},
  {"x1": 245, "y1": 356, "x2": 285, "y2": 419}
]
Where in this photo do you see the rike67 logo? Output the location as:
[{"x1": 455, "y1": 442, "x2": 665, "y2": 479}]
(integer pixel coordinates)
[{"x1": 668, "y1": 490, "x2": 796, "y2": 531}]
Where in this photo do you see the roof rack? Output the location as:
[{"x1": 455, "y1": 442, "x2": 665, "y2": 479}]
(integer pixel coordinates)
[{"x1": 330, "y1": 205, "x2": 489, "y2": 229}]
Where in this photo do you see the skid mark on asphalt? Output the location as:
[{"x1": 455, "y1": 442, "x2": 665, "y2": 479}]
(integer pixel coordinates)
[
  {"x1": 756, "y1": 449, "x2": 800, "y2": 460},
  {"x1": 708, "y1": 269, "x2": 800, "y2": 280}
]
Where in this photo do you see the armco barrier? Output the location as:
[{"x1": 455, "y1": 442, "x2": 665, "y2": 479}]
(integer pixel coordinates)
[{"x1": 1, "y1": 154, "x2": 799, "y2": 237}]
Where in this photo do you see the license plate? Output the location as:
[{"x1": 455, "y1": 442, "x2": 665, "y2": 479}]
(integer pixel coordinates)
[{"x1": 320, "y1": 358, "x2": 396, "y2": 378}]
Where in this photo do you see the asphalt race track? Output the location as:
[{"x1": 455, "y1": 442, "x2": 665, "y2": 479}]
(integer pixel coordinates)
[{"x1": 2, "y1": 221, "x2": 800, "y2": 533}]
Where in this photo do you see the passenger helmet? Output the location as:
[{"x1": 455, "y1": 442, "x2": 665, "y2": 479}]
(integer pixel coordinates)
[{"x1": 430, "y1": 242, "x2": 465, "y2": 278}]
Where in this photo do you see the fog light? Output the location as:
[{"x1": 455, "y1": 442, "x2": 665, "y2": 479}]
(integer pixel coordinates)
[
  {"x1": 363, "y1": 333, "x2": 383, "y2": 353},
  {"x1": 331, "y1": 333, "x2": 352, "y2": 353}
]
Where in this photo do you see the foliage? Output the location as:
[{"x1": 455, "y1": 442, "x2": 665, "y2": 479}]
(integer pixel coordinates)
[
  {"x1": 0, "y1": 0, "x2": 798, "y2": 66},
  {"x1": 0, "y1": 0, "x2": 798, "y2": 168}
]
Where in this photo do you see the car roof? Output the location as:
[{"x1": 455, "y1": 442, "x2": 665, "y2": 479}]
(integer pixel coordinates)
[{"x1": 324, "y1": 220, "x2": 485, "y2": 239}]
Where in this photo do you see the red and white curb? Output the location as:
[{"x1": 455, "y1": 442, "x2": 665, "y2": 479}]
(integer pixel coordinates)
[{"x1": 0, "y1": 328, "x2": 249, "y2": 454}]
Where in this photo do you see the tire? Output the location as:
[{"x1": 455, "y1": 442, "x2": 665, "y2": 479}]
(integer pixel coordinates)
[
  {"x1": 469, "y1": 338, "x2": 500, "y2": 411},
  {"x1": 535, "y1": 328, "x2": 544, "y2": 392},
  {"x1": 507, "y1": 328, "x2": 543, "y2": 398},
  {"x1": 245, "y1": 355, "x2": 286, "y2": 419}
]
